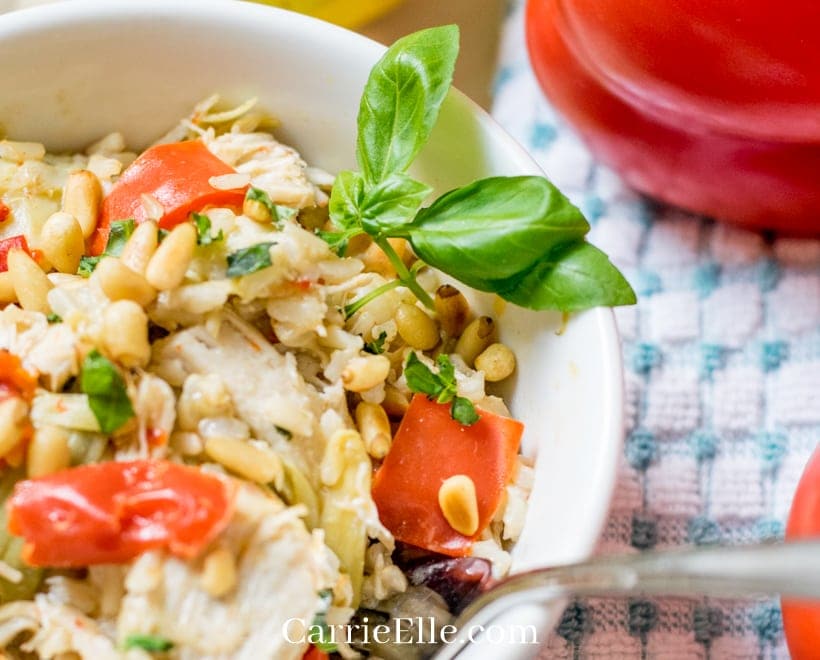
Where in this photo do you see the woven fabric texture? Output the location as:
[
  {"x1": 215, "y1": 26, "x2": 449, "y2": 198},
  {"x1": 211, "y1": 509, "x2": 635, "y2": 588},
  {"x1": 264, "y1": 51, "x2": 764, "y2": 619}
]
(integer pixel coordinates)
[{"x1": 493, "y1": 1, "x2": 820, "y2": 657}]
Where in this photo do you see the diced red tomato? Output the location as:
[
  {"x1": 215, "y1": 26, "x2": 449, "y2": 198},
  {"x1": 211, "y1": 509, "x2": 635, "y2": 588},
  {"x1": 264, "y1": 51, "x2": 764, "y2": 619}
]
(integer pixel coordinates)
[
  {"x1": 302, "y1": 647, "x2": 328, "y2": 660},
  {"x1": 7, "y1": 460, "x2": 236, "y2": 567},
  {"x1": 90, "y1": 140, "x2": 247, "y2": 255},
  {"x1": 0, "y1": 350, "x2": 37, "y2": 403},
  {"x1": 372, "y1": 394, "x2": 524, "y2": 557},
  {"x1": 0, "y1": 235, "x2": 31, "y2": 272},
  {"x1": 0, "y1": 201, "x2": 10, "y2": 224}
]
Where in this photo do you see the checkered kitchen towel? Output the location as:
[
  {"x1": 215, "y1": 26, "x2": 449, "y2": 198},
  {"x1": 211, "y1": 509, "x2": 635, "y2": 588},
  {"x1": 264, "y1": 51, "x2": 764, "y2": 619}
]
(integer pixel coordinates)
[{"x1": 492, "y1": 1, "x2": 820, "y2": 657}]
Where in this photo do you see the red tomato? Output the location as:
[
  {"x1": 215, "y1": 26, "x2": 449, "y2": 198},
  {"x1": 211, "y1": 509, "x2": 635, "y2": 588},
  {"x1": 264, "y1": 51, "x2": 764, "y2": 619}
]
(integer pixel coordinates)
[
  {"x1": 7, "y1": 460, "x2": 236, "y2": 567},
  {"x1": 0, "y1": 235, "x2": 31, "y2": 272},
  {"x1": 372, "y1": 394, "x2": 523, "y2": 557},
  {"x1": 302, "y1": 647, "x2": 328, "y2": 660},
  {"x1": 526, "y1": 0, "x2": 820, "y2": 235},
  {"x1": 783, "y1": 447, "x2": 820, "y2": 659},
  {"x1": 0, "y1": 201, "x2": 9, "y2": 224},
  {"x1": 90, "y1": 140, "x2": 247, "y2": 255},
  {"x1": 0, "y1": 350, "x2": 37, "y2": 402}
]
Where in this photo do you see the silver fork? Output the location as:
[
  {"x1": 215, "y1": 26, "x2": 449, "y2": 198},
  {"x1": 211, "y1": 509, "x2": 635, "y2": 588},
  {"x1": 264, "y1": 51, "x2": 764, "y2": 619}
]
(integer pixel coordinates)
[{"x1": 432, "y1": 539, "x2": 820, "y2": 659}]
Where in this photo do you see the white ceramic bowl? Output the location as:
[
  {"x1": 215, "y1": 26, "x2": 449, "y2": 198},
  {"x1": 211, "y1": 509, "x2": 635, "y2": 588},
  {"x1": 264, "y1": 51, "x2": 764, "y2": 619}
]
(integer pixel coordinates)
[{"x1": 0, "y1": 1, "x2": 624, "y2": 655}]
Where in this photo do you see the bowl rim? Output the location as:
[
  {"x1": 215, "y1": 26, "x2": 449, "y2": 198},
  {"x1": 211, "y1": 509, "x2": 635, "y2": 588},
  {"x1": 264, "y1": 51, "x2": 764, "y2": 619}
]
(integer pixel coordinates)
[{"x1": 0, "y1": 0, "x2": 625, "y2": 638}]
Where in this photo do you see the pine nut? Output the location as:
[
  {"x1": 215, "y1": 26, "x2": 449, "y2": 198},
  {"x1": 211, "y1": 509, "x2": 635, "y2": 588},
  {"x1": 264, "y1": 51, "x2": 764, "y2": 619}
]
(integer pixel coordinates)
[
  {"x1": 7, "y1": 249, "x2": 52, "y2": 313},
  {"x1": 395, "y1": 303, "x2": 439, "y2": 351},
  {"x1": 454, "y1": 316, "x2": 496, "y2": 368},
  {"x1": 102, "y1": 300, "x2": 151, "y2": 367},
  {"x1": 120, "y1": 220, "x2": 158, "y2": 275},
  {"x1": 321, "y1": 429, "x2": 363, "y2": 487},
  {"x1": 435, "y1": 284, "x2": 471, "y2": 337},
  {"x1": 27, "y1": 425, "x2": 71, "y2": 478},
  {"x1": 360, "y1": 238, "x2": 412, "y2": 277},
  {"x1": 243, "y1": 197, "x2": 271, "y2": 223},
  {"x1": 0, "y1": 397, "x2": 28, "y2": 458},
  {"x1": 200, "y1": 547, "x2": 237, "y2": 597},
  {"x1": 341, "y1": 355, "x2": 390, "y2": 393},
  {"x1": 382, "y1": 384, "x2": 409, "y2": 418},
  {"x1": 355, "y1": 402, "x2": 392, "y2": 459},
  {"x1": 474, "y1": 343, "x2": 516, "y2": 382},
  {"x1": 40, "y1": 211, "x2": 85, "y2": 274},
  {"x1": 204, "y1": 435, "x2": 282, "y2": 485},
  {"x1": 93, "y1": 257, "x2": 156, "y2": 307},
  {"x1": 438, "y1": 474, "x2": 479, "y2": 536},
  {"x1": 62, "y1": 170, "x2": 102, "y2": 238},
  {"x1": 145, "y1": 222, "x2": 196, "y2": 290},
  {"x1": 0, "y1": 272, "x2": 16, "y2": 304}
]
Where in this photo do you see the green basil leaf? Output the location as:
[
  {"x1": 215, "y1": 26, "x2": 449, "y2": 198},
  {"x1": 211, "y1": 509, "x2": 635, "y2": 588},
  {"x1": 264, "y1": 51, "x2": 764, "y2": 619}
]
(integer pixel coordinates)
[
  {"x1": 123, "y1": 634, "x2": 174, "y2": 653},
  {"x1": 404, "y1": 351, "x2": 444, "y2": 399},
  {"x1": 328, "y1": 170, "x2": 365, "y2": 231},
  {"x1": 77, "y1": 256, "x2": 100, "y2": 277},
  {"x1": 451, "y1": 395, "x2": 479, "y2": 426},
  {"x1": 191, "y1": 212, "x2": 224, "y2": 246},
  {"x1": 363, "y1": 330, "x2": 388, "y2": 355},
  {"x1": 497, "y1": 241, "x2": 637, "y2": 311},
  {"x1": 46, "y1": 313, "x2": 62, "y2": 324},
  {"x1": 80, "y1": 350, "x2": 135, "y2": 434},
  {"x1": 356, "y1": 25, "x2": 459, "y2": 184},
  {"x1": 360, "y1": 173, "x2": 432, "y2": 235},
  {"x1": 104, "y1": 219, "x2": 136, "y2": 257},
  {"x1": 245, "y1": 187, "x2": 296, "y2": 226},
  {"x1": 311, "y1": 589, "x2": 338, "y2": 653},
  {"x1": 157, "y1": 228, "x2": 170, "y2": 243},
  {"x1": 403, "y1": 176, "x2": 589, "y2": 288},
  {"x1": 226, "y1": 242, "x2": 274, "y2": 278}
]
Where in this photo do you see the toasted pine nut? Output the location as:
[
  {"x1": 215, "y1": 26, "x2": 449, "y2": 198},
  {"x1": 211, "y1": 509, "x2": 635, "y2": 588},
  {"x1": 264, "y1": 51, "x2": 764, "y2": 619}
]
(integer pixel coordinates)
[
  {"x1": 435, "y1": 284, "x2": 471, "y2": 337},
  {"x1": 243, "y1": 197, "x2": 271, "y2": 223},
  {"x1": 454, "y1": 316, "x2": 496, "y2": 367},
  {"x1": 0, "y1": 272, "x2": 16, "y2": 304},
  {"x1": 27, "y1": 425, "x2": 71, "y2": 478},
  {"x1": 40, "y1": 211, "x2": 85, "y2": 274},
  {"x1": 382, "y1": 384, "x2": 410, "y2": 418},
  {"x1": 93, "y1": 257, "x2": 156, "y2": 307},
  {"x1": 320, "y1": 429, "x2": 364, "y2": 487},
  {"x1": 0, "y1": 397, "x2": 28, "y2": 458},
  {"x1": 102, "y1": 300, "x2": 151, "y2": 367},
  {"x1": 200, "y1": 547, "x2": 237, "y2": 597},
  {"x1": 7, "y1": 249, "x2": 52, "y2": 313},
  {"x1": 204, "y1": 435, "x2": 282, "y2": 485},
  {"x1": 474, "y1": 343, "x2": 516, "y2": 382},
  {"x1": 341, "y1": 355, "x2": 390, "y2": 393},
  {"x1": 4, "y1": 441, "x2": 25, "y2": 467},
  {"x1": 145, "y1": 222, "x2": 196, "y2": 290},
  {"x1": 360, "y1": 238, "x2": 412, "y2": 277},
  {"x1": 396, "y1": 303, "x2": 439, "y2": 351},
  {"x1": 438, "y1": 474, "x2": 480, "y2": 536},
  {"x1": 355, "y1": 402, "x2": 392, "y2": 459},
  {"x1": 120, "y1": 220, "x2": 158, "y2": 275},
  {"x1": 62, "y1": 170, "x2": 102, "y2": 238}
]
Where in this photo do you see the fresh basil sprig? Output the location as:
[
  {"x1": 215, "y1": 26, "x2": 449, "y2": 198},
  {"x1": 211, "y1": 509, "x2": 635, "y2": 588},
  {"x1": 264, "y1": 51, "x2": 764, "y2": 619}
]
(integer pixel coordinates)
[
  {"x1": 245, "y1": 187, "x2": 296, "y2": 226},
  {"x1": 404, "y1": 352, "x2": 479, "y2": 426},
  {"x1": 319, "y1": 25, "x2": 635, "y2": 312},
  {"x1": 80, "y1": 350, "x2": 135, "y2": 434}
]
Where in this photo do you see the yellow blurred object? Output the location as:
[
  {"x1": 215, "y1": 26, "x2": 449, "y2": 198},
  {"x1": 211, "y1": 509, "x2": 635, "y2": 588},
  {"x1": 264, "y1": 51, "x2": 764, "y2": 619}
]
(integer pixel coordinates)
[{"x1": 247, "y1": 0, "x2": 404, "y2": 29}]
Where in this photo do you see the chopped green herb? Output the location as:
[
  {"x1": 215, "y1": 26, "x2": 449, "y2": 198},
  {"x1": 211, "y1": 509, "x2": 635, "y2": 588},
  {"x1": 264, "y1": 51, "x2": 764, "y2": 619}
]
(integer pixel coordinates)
[
  {"x1": 46, "y1": 313, "x2": 62, "y2": 324},
  {"x1": 76, "y1": 219, "x2": 135, "y2": 277},
  {"x1": 191, "y1": 212, "x2": 224, "y2": 246},
  {"x1": 226, "y1": 242, "x2": 274, "y2": 278},
  {"x1": 363, "y1": 330, "x2": 388, "y2": 355},
  {"x1": 404, "y1": 351, "x2": 479, "y2": 425},
  {"x1": 157, "y1": 228, "x2": 170, "y2": 243},
  {"x1": 77, "y1": 256, "x2": 101, "y2": 277},
  {"x1": 123, "y1": 634, "x2": 174, "y2": 653},
  {"x1": 275, "y1": 425, "x2": 293, "y2": 440},
  {"x1": 310, "y1": 589, "x2": 338, "y2": 654},
  {"x1": 80, "y1": 350, "x2": 135, "y2": 434},
  {"x1": 245, "y1": 187, "x2": 296, "y2": 226}
]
